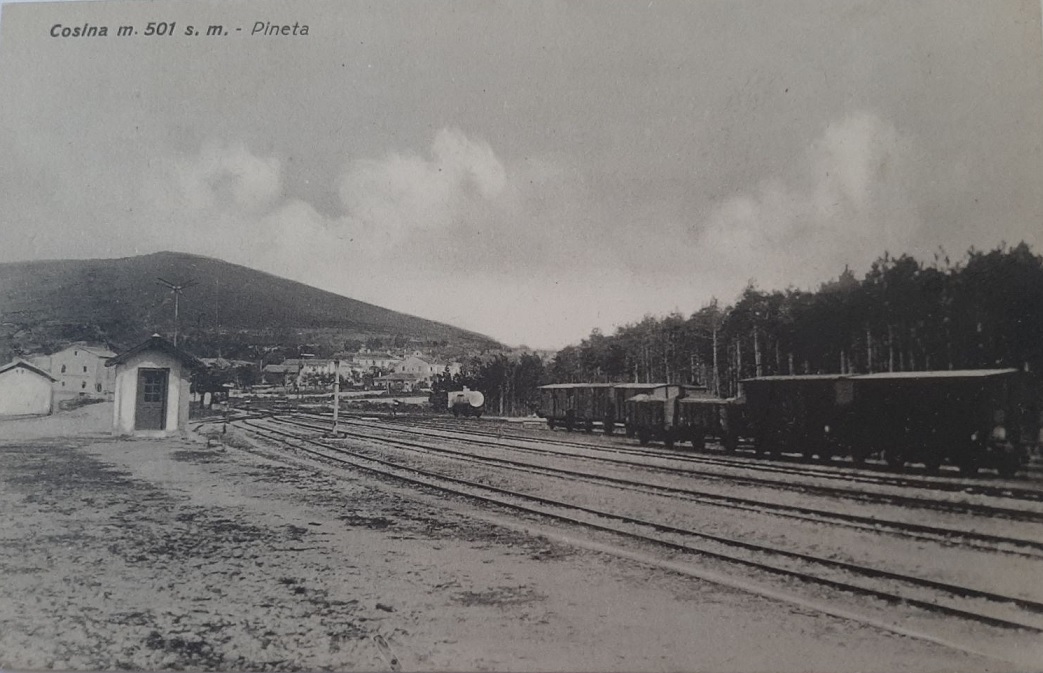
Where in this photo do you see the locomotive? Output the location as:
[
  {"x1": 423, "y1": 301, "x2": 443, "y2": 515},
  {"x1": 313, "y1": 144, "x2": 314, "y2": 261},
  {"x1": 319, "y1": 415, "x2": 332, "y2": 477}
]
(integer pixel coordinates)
[{"x1": 447, "y1": 388, "x2": 485, "y2": 418}]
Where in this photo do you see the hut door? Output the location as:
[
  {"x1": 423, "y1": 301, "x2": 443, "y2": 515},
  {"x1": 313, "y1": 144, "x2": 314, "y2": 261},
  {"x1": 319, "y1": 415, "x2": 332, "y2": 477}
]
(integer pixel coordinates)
[{"x1": 135, "y1": 368, "x2": 168, "y2": 430}]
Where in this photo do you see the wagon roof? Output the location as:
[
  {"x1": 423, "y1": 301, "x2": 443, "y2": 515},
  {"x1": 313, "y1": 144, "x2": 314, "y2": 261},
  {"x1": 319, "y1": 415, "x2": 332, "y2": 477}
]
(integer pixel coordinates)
[
  {"x1": 677, "y1": 396, "x2": 730, "y2": 404},
  {"x1": 852, "y1": 369, "x2": 1020, "y2": 380},
  {"x1": 741, "y1": 375, "x2": 850, "y2": 382},
  {"x1": 538, "y1": 383, "x2": 615, "y2": 389}
]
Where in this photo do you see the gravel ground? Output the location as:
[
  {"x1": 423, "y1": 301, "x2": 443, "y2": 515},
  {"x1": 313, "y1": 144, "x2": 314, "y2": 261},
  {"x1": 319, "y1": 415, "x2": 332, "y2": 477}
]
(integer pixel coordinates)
[
  {"x1": 0, "y1": 404, "x2": 1034, "y2": 671},
  {"x1": 324, "y1": 423, "x2": 1043, "y2": 605}
]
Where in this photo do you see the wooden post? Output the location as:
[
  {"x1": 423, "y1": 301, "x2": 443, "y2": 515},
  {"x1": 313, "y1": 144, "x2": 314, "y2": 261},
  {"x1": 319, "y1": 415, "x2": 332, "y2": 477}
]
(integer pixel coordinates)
[
  {"x1": 332, "y1": 360, "x2": 340, "y2": 433},
  {"x1": 712, "y1": 326, "x2": 720, "y2": 397}
]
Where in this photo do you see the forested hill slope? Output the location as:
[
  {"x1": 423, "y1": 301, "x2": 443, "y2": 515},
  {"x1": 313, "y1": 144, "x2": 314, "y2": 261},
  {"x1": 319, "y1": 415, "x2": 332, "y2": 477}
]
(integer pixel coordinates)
[{"x1": 0, "y1": 251, "x2": 499, "y2": 355}]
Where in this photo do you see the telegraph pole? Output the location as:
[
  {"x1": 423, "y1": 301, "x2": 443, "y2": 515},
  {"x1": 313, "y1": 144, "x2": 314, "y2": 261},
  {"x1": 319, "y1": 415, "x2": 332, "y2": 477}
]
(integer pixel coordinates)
[{"x1": 156, "y1": 277, "x2": 198, "y2": 346}]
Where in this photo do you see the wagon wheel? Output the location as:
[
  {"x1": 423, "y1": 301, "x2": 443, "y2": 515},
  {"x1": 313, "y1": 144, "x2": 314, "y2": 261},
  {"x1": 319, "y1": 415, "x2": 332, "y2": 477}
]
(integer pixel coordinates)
[
  {"x1": 690, "y1": 431, "x2": 706, "y2": 451},
  {"x1": 958, "y1": 454, "x2": 981, "y2": 477},
  {"x1": 603, "y1": 419, "x2": 615, "y2": 435},
  {"x1": 637, "y1": 428, "x2": 650, "y2": 446},
  {"x1": 884, "y1": 446, "x2": 907, "y2": 469},
  {"x1": 547, "y1": 419, "x2": 556, "y2": 430},
  {"x1": 723, "y1": 433, "x2": 738, "y2": 453},
  {"x1": 664, "y1": 434, "x2": 675, "y2": 449},
  {"x1": 923, "y1": 452, "x2": 943, "y2": 475},
  {"x1": 585, "y1": 421, "x2": 594, "y2": 434},
  {"x1": 997, "y1": 453, "x2": 1020, "y2": 479}
]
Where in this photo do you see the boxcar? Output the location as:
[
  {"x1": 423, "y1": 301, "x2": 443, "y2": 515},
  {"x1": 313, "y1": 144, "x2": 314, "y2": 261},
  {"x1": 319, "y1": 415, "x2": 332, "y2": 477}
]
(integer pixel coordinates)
[
  {"x1": 538, "y1": 382, "x2": 696, "y2": 434},
  {"x1": 624, "y1": 384, "x2": 720, "y2": 448},
  {"x1": 847, "y1": 369, "x2": 1039, "y2": 476},
  {"x1": 676, "y1": 396, "x2": 741, "y2": 451},
  {"x1": 739, "y1": 375, "x2": 856, "y2": 459},
  {"x1": 609, "y1": 383, "x2": 666, "y2": 435}
]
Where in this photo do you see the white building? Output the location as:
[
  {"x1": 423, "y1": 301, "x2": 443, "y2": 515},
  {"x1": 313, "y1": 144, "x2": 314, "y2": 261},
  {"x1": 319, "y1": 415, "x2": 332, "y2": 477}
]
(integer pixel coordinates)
[
  {"x1": 353, "y1": 351, "x2": 400, "y2": 371},
  {"x1": 394, "y1": 355, "x2": 461, "y2": 383},
  {"x1": 0, "y1": 360, "x2": 56, "y2": 417},
  {"x1": 36, "y1": 343, "x2": 117, "y2": 399},
  {"x1": 107, "y1": 335, "x2": 203, "y2": 437}
]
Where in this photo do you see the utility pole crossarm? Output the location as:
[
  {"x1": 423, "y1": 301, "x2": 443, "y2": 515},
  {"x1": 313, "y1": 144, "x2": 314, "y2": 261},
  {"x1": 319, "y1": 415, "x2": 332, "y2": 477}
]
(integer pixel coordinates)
[{"x1": 156, "y1": 277, "x2": 197, "y2": 347}]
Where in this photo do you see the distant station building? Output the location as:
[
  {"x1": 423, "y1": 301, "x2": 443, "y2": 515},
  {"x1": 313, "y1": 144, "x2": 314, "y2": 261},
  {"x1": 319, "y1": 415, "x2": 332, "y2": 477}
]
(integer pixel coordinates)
[
  {"x1": 0, "y1": 360, "x2": 57, "y2": 417},
  {"x1": 106, "y1": 335, "x2": 204, "y2": 436}
]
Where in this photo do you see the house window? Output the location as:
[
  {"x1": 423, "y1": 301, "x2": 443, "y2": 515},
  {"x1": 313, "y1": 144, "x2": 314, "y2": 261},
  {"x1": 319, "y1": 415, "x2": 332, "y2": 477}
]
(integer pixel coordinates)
[
  {"x1": 96, "y1": 383, "x2": 102, "y2": 393},
  {"x1": 61, "y1": 364, "x2": 66, "y2": 373},
  {"x1": 81, "y1": 381, "x2": 87, "y2": 389},
  {"x1": 83, "y1": 366, "x2": 88, "y2": 373}
]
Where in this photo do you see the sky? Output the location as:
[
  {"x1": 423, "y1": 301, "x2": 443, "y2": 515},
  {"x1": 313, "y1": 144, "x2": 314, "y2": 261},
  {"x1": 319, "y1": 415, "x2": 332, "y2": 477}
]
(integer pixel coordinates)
[{"x1": 0, "y1": 0, "x2": 1041, "y2": 349}]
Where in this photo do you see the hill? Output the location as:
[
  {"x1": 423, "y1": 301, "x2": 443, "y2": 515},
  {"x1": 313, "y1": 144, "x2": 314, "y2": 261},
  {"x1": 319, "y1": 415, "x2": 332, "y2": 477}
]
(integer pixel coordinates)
[{"x1": 0, "y1": 252, "x2": 499, "y2": 357}]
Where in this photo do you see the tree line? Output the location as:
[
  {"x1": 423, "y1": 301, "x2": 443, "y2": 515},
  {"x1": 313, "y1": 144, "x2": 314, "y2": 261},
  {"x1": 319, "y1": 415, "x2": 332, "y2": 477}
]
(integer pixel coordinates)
[
  {"x1": 546, "y1": 242, "x2": 1043, "y2": 399},
  {"x1": 430, "y1": 353, "x2": 546, "y2": 416}
]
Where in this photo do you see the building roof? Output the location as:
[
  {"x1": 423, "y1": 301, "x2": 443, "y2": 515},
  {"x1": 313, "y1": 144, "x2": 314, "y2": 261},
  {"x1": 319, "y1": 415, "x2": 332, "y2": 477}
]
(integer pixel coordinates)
[
  {"x1": 105, "y1": 335, "x2": 205, "y2": 369},
  {"x1": 0, "y1": 359, "x2": 57, "y2": 382},
  {"x1": 374, "y1": 372, "x2": 423, "y2": 382},
  {"x1": 52, "y1": 342, "x2": 117, "y2": 358},
  {"x1": 263, "y1": 364, "x2": 300, "y2": 374}
]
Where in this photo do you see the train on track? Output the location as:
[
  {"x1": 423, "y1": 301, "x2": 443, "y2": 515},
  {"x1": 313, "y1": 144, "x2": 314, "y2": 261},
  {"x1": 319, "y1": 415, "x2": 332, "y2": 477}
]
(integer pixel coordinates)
[{"x1": 538, "y1": 370, "x2": 1042, "y2": 477}]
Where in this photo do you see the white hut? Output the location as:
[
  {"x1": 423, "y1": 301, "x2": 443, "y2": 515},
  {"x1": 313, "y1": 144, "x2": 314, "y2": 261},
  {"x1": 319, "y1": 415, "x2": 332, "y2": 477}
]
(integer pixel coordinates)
[
  {"x1": 106, "y1": 335, "x2": 204, "y2": 436},
  {"x1": 0, "y1": 360, "x2": 56, "y2": 417}
]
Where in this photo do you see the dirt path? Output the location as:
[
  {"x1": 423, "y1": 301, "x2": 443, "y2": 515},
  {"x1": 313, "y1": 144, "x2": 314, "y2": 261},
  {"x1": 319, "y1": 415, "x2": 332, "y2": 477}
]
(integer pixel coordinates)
[{"x1": 0, "y1": 406, "x2": 1024, "y2": 671}]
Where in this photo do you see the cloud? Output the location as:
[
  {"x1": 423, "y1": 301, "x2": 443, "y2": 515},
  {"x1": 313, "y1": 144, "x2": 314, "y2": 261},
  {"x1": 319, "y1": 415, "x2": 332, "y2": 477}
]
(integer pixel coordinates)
[
  {"x1": 699, "y1": 111, "x2": 920, "y2": 288},
  {"x1": 337, "y1": 128, "x2": 508, "y2": 251},
  {"x1": 126, "y1": 115, "x2": 924, "y2": 347},
  {"x1": 175, "y1": 141, "x2": 282, "y2": 214}
]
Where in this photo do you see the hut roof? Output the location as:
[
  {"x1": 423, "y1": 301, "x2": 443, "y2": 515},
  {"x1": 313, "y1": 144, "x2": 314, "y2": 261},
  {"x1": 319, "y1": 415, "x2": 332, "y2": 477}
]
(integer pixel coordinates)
[{"x1": 105, "y1": 335, "x2": 205, "y2": 369}]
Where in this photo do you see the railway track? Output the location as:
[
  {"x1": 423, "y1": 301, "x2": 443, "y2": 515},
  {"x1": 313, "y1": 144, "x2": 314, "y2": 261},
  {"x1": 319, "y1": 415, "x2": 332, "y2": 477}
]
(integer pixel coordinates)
[
  {"x1": 394, "y1": 414, "x2": 1043, "y2": 503},
  {"x1": 290, "y1": 411, "x2": 1043, "y2": 525},
  {"x1": 270, "y1": 413, "x2": 1043, "y2": 557},
  {"x1": 227, "y1": 415, "x2": 1043, "y2": 642}
]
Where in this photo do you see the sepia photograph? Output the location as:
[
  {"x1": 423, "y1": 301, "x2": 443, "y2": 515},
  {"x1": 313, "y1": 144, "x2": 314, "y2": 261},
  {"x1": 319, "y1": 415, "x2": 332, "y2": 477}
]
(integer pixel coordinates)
[{"x1": 1, "y1": 0, "x2": 1042, "y2": 670}]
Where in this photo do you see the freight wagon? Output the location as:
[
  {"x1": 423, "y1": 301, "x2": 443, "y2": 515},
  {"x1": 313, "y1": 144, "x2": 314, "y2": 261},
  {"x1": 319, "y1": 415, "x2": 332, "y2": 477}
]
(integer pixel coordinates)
[
  {"x1": 739, "y1": 375, "x2": 855, "y2": 460},
  {"x1": 537, "y1": 382, "x2": 707, "y2": 434},
  {"x1": 843, "y1": 369, "x2": 1038, "y2": 476},
  {"x1": 739, "y1": 369, "x2": 1039, "y2": 476},
  {"x1": 625, "y1": 384, "x2": 738, "y2": 449}
]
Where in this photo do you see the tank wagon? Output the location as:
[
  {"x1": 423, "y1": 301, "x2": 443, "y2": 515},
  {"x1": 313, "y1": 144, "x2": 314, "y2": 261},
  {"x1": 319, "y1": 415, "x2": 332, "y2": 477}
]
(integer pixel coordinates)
[
  {"x1": 447, "y1": 388, "x2": 485, "y2": 418},
  {"x1": 537, "y1": 382, "x2": 703, "y2": 434},
  {"x1": 625, "y1": 384, "x2": 739, "y2": 449}
]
